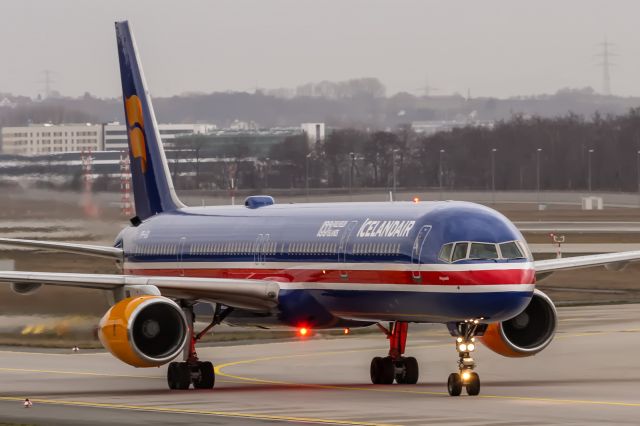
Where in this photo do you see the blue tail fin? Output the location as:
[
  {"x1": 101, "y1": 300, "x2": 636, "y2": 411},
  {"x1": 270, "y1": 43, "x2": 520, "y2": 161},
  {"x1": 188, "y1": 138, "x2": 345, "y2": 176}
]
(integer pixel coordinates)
[{"x1": 115, "y1": 21, "x2": 183, "y2": 220}]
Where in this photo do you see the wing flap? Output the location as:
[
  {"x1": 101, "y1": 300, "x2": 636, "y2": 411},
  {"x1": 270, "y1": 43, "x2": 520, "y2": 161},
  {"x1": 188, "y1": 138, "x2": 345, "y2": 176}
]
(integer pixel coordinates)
[
  {"x1": 0, "y1": 270, "x2": 279, "y2": 311},
  {"x1": 0, "y1": 238, "x2": 122, "y2": 260}
]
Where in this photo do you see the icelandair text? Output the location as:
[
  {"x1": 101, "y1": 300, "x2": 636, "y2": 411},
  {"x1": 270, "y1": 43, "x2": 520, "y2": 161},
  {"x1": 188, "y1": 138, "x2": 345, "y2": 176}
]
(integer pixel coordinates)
[{"x1": 357, "y1": 219, "x2": 415, "y2": 238}]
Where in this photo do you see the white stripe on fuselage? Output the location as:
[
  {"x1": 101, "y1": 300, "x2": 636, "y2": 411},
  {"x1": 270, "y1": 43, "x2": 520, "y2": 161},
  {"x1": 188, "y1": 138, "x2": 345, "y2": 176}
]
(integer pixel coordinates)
[{"x1": 278, "y1": 282, "x2": 535, "y2": 293}]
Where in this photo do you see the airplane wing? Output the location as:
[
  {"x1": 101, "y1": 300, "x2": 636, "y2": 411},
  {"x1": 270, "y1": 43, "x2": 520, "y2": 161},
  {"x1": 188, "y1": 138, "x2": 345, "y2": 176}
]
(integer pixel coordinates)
[
  {"x1": 0, "y1": 270, "x2": 279, "y2": 312},
  {"x1": 534, "y1": 250, "x2": 640, "y2": 278},
  {"x1": 0, "y1": 238, "x2": 122, "y2": 260}
]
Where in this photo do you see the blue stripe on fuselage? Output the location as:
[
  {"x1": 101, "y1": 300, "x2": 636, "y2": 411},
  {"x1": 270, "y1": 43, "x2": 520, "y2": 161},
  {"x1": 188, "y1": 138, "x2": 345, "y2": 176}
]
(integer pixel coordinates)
[{"x1": 277, "y1": 289, "x2": 533, "y2": 326}]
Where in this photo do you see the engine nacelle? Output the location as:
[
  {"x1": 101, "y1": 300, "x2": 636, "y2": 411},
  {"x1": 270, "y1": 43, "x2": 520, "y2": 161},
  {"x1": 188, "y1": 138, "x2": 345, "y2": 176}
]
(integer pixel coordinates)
[
  {"x1": 98, "y1": 295, "x2": 188, "y2": 367},
  {"x1": 10, "y1": 282, "x2": 43, "y2": 295},
  {"x1": 480, "y1": 290, "x2": 557, "y2": 357}
]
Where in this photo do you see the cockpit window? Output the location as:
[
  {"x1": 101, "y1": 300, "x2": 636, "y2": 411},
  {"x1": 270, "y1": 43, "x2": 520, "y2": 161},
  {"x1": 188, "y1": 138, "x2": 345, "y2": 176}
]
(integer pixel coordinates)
[
  {"x1": 439, "y1": 240, "x2": 527, "y2": 263},
  {"x1": 499, "y1": 241, "x2": 525, "y2": 259},
  {"x1": 469, "y1": 243, "x2": 498, "y2": 260},
  {"x1": 451, "y1": 242, "x2": 469, "y2": 262},
  {"x1": 438, "y1": 243, "x2": 454, "y2": 262}
]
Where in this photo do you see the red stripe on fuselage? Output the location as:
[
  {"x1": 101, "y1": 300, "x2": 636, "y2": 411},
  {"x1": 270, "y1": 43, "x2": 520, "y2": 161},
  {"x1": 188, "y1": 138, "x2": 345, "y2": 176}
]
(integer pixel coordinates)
[{"x1": 124, "y1": 267, "x2": 535, "y2": 285}]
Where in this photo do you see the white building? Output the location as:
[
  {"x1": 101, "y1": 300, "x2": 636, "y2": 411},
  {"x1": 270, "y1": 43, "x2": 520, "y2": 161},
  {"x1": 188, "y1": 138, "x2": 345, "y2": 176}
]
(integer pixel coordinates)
[
  {"x1": 301, "y1": 122, "x2": 325, "y2": 146},
  {"x1": 1, "y1": 123, "x2": 102, "y2": 155},
  {"x1": 103, "y1": 122, "x2": 216, "y2": 151}
]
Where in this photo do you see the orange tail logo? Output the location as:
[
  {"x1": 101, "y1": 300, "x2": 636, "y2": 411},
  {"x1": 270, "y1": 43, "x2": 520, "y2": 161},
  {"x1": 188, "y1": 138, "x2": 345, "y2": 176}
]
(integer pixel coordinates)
[{"x1": 125, "y1": 95, "x2": 147, "y2": 172}]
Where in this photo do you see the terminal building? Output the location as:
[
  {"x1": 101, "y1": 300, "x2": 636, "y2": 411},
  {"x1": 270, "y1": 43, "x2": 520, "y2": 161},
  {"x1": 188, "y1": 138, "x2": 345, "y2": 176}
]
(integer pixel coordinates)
[
  {"x1": 1, "y1": 122, "x2": 217, "y2": 155},
  {"x1": 1, "y1": 123, "x2": 102, "y2": 155},
  {"x1": 103, "y1": 123, "x2": 216, "y2": 151}
]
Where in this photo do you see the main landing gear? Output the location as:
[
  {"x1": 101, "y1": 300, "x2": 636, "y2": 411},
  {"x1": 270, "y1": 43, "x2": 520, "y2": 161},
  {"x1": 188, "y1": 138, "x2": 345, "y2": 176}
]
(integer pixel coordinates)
[
  {"x1": 167, "y1": 303, "x2": 233, "y2": 390},
  {"x1": 370, "y1": 322, "x2": 419, "y2": 385},
  {"x1": 446, "y1": 319, "x2": 486, "y2": 396}
]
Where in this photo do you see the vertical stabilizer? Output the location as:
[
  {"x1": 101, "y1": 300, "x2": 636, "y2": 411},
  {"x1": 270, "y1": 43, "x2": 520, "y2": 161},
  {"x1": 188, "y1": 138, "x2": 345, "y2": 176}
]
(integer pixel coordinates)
[{"x1": 115, "y1": 21, "x2": 184, "y2": 220}]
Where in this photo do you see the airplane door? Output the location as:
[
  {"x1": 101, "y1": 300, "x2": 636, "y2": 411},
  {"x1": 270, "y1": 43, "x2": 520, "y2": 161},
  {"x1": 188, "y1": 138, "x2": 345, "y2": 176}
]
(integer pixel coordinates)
[
  {"x1": 177, "y1": 236, "x2": 187, "y2": 277},
  {"x1": 411, "y1": 225, "x2": 432, "y2": 281},
  {"x1": 338, "y1": 221, "x2": 358, "y2": 279}
]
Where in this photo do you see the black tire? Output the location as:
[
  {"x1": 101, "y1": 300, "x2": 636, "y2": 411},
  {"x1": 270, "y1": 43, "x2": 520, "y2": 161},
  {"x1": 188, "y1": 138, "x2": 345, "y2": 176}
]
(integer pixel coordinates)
[
  {"x1": 395, "y1": 359, "x2": 407, "y2": 384},
  {"x1": 379, "y1": 356, "x2": 395, "y2": 385},
  {"x1": 194, "y1": 361, "x2": 215, "y2": 389},
  {"x1": 447, "y1": 372, "x2": 462, "y2": 396},
  {"x1": 466, "y1": 372, "x2": 480, "y2": 396},
  {"x1": 174, "y1": 362, "x2": 191, "y2": 390},
  {"x1": 167, "y1": 362, "x2": 178, "y2": 390},
  {"x1": 403, "y1": 357, "x2": 419, "y2": 385},
  {"x1": 370, "y1": 357, "x2": 384, "y2": 384}
]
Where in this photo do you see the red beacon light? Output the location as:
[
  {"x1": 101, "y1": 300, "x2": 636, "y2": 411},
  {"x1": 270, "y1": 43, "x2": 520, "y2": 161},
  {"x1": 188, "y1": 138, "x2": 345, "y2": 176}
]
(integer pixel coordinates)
[
  {"x1": 343, "y1": 328, "x2": 350, "y2": 335},
  {"x1": 298, "y1": 327, "x2": 310, "y2": 337}
]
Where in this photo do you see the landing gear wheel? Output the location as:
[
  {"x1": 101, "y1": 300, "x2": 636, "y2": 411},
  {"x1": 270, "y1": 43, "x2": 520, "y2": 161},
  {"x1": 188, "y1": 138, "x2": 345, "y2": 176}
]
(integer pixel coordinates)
[
  {"x1": 395, "y1": 357, "x2": 419, "y2": 384},
  {"x1": 193, "y1": 361, "x2": 215, "y2": 389},
  {"x1": 370, "y1": 357, "x2": 383, "y2": 384},
  {"x1": 447, "y1": 372, "x2": 462, "y2": 396},
  {"x1": 370, "y1": 356, "x2": 395, "y2": 384},
  {"x1": 403, "y1": 357, "x2": 419, "y2": 384},
  {"x1": 167, "y1": 362, "x2": 179, "y2": 390},
  {"x1": 465, "y1": 372, "x2": 480, "y2": 396},
  {"x1": 167, "y1": 362, "x2": 191, "y2": 390}
]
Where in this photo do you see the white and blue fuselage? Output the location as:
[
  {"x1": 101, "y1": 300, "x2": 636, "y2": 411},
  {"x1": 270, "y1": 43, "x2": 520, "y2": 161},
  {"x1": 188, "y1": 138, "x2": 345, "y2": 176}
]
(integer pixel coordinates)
[{"x1": 117, "y1": 199, "x2": 535, "y2": 329}]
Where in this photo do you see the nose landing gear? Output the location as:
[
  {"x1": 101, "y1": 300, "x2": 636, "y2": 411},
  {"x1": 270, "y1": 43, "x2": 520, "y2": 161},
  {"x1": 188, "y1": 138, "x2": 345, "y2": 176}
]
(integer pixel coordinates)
[
  {"x1": 370, "y1": 322, "x2": 419, "y2": 385},
  {"x1": 447, "y1": 319, "x2": 486, "y2": 396}
]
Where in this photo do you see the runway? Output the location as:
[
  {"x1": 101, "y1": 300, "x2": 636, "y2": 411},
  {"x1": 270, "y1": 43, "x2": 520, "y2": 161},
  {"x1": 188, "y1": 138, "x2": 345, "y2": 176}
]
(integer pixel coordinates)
[{"x1": 2, "y1": 304, "x2": 640, "y2": 425}]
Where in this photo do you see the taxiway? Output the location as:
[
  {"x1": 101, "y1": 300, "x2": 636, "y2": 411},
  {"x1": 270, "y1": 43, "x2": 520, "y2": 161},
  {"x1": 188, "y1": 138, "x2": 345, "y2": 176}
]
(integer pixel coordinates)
[{"x1": 1, "y1": 304, "x2": 640, "y2": 425}]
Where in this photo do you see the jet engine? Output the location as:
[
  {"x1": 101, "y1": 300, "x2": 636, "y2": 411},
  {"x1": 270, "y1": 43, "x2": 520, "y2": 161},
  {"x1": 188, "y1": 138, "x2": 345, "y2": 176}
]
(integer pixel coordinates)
[
  {"x1": 480, "y1": 290, "x2": 557, "y2": 357},
  {"x1": 10, "y1": 282, "x2": 43, "y2": 295},
  {"x1": 98, "y1": 295, "x2": 188, "y2": 367}
]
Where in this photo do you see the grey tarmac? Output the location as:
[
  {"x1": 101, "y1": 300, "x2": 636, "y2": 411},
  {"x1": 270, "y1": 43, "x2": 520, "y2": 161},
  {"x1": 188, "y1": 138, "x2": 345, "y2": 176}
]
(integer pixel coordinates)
[{"x1": 1, "y1": 304, "x2": 640, "y2": 425}]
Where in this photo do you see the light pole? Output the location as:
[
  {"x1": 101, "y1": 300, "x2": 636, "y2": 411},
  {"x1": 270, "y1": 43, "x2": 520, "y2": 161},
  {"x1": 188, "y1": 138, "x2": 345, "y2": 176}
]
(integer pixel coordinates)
[
  {"x1": 587, "y1": 149, "x2": 594, "y2": 192},
  {"x1": 265, "y1": 157, "x2": 270, "y2": 189},
  {"x1": 392, "y1": 148, "x2": 400, "y2": 201},
  {"x1": 305, "y1": 152, "x2": 313, "y2": 202},
  {"x1": 439, "y1": 149, "x2": 445, "y2": 200},
  {"x1": 348, "y1": 152, "x2": 355, "y2": 199},
  {"x1": 491, "y1": 148, "x2": 497, "y2": 204},
  {"x1": 536, "y1": 148, "x2": 542, "y2": 203}
]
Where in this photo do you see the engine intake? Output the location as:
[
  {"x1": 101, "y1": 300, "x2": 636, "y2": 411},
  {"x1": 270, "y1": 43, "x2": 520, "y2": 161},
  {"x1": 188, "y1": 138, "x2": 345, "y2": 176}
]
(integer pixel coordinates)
[
  {"x1": 480, "y1": 289, "x2": 557, "y2": 357},
  {"x1": 10, "y1": 282, "x2": 43, "y2": 295},
  {"x1": 98, "y1": 296, "x2": 188, "y2": 367}
]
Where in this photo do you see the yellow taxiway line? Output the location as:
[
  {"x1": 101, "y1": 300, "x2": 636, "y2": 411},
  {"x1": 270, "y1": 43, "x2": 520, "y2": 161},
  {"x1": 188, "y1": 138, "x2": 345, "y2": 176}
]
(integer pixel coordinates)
[
  {"x1": 1, "y1": 328, "x2": 640, "y2": 426},
  {"x1": 0, "y1": 396, "x2": 398, "y2": 426},
  {"x1": 214, "y1": 330, "x2": 640, "y2": 408}
]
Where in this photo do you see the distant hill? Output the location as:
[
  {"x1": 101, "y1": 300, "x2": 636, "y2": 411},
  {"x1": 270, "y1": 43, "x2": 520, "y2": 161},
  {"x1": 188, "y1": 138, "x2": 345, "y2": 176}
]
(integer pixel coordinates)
[{"x1": 1, "y1": 85, "x2": 639, "y2": 129}]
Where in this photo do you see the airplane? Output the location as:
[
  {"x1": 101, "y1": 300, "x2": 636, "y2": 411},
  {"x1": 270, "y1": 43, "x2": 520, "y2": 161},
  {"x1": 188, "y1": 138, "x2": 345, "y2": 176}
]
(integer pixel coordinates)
[{"x1": 2, "y1": 20, "x2": 640, "y2": 396}]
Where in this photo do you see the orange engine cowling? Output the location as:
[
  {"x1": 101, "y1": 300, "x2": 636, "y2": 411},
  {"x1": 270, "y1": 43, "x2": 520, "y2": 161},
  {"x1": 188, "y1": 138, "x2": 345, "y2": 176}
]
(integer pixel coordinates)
[
  {"x1": 480, "y1": 290, "x2": 557, "y2": 357},
  {"x1": 98, "y1": 295, "x2": 188, "y2": 367}
]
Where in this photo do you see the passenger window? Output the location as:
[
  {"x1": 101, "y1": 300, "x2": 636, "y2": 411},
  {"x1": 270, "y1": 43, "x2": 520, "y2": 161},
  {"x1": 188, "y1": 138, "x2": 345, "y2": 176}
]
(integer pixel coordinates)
[
  {"x1": 438, "y1": 243, "x2": 454, "y2": 262},
  {"x1": 500, "y1": 241, "x2": 524, "y2": 259},
  {"x1": 452, "y1": 242, "x2": 469, "y2": 262},
  {"x1": 469, "y1": 243, "x2": 498, "y2": 260}
]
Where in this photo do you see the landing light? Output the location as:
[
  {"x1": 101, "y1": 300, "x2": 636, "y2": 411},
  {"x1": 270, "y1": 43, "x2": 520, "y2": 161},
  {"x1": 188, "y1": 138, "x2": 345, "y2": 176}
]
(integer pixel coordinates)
[
  {"x1": 467, "y1": 343, "x2": 475, "y2": 352},
  {"x1": 458, "y1": 343, "x2": 467, "y2": 352},
  {"x1": 343, "y1": 328, "x2": 350, "y2": 335},
  {"x1": 413, "y1": 197, "x2": 420, "y2": 203},
  {"x1": 461, "y1": 370, "x2": 471, "y2": 381}
]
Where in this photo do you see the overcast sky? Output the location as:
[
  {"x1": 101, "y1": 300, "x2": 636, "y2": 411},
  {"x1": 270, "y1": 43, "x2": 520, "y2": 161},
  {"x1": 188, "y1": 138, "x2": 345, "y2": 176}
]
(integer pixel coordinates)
[{"x1": 1, "y1": 0, "x2": 639, "y2": 99}]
